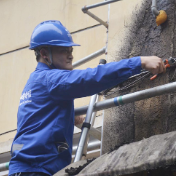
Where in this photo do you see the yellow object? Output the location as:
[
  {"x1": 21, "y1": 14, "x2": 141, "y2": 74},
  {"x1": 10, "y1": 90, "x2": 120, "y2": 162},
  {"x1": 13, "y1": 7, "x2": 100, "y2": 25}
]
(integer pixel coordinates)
[{"x1": 156, "y1": 10, "x2": 167, "y2": 26}]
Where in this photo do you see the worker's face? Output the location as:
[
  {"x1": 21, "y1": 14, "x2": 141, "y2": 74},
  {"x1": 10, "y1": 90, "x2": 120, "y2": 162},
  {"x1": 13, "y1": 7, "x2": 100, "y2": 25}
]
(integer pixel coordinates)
[{"x1": 52, "y1": 46, "x2": 73, "y2": 70}]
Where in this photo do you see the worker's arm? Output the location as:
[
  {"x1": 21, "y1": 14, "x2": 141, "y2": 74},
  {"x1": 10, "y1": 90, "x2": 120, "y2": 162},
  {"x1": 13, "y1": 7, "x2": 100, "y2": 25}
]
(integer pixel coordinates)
[
  {"x1": 47, "y1": 56, "x2": 165, "y2": 99},
  {"x1": 74, "y1": 115, "x2": 85, "y2": 126},
  {"x1": 47, "y1": 56, "x2": 141, "y2": 99}
]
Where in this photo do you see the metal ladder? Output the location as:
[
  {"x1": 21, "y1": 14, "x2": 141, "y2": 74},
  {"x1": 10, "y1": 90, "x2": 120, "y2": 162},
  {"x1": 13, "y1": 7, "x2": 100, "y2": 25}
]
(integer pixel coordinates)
[{"x1": 74, "y1": 59, "x2": 106, "y2": 162}]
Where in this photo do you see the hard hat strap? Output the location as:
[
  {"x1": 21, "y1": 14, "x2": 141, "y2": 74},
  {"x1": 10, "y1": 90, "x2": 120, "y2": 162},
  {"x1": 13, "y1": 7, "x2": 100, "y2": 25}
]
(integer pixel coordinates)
[
  {"x1": 48, "y1": 47, "x2": 56, "y2": 69},
  {"x1": 48, "y1": 47, "x2": 53, "y2": 65},
  {"x1": 35, "y1": 47, "x2": 56, "y2": 69}
]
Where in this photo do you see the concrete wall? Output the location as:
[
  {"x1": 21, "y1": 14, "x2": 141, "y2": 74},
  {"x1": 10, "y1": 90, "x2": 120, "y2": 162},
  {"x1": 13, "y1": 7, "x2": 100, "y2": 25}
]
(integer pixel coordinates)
[
  {"x1": 102, "y1": 0, "x2": 145, "y2": 153},
  {"x1": 102, "y1": 0, "x2": 176, "y2": 154}
]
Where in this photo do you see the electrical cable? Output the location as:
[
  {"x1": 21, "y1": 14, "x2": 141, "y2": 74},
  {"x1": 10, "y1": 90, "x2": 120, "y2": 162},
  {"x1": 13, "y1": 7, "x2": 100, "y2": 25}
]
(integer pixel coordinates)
[
  {"x1": 106, "y1": 72, "x2": 151, "y2": 97},
  {"x1": 99, "y1": 70, "x2": 150, "y2": 96},
  {"x1": 0, "y1": 129, "x2": 17, "y2": 136},
  {"x1": 119, "y1": 72, "x2": 151, "y2": 91}
]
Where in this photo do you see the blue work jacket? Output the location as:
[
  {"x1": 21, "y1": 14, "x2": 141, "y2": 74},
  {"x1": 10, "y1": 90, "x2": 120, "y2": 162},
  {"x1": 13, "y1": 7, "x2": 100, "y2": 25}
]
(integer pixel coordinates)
[{"x1": 9, "y1": 57, "x2": 141, "y2": 176}]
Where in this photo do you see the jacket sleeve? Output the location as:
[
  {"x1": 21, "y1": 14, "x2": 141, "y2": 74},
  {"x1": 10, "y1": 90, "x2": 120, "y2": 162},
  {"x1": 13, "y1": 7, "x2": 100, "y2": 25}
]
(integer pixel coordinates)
[{"x1": 47, "y1": 57, "x2": 141, "y2": 100}]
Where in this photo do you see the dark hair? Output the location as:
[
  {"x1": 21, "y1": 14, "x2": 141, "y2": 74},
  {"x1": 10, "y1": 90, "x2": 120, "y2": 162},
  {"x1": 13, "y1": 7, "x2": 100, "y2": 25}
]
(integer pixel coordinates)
[{"x1": 34, "y1": 50, "x2": 40, "y2": 62}]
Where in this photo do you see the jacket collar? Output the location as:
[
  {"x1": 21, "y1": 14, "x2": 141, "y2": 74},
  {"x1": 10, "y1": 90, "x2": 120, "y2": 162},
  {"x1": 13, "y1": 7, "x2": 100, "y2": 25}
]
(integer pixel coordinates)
[{"x1": 36, "y1": 62, "x2": 50, "y2": 70}]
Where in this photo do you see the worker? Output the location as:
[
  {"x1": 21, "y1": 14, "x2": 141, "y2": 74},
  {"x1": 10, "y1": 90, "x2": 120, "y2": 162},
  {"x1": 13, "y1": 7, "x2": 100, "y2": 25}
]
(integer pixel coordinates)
[{"x1": 9, "y1": 20, "x2": 166, "y2": 176}]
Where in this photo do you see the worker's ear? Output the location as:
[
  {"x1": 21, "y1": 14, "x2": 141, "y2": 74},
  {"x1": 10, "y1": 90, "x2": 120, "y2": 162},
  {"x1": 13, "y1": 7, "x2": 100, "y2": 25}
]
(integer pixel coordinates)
[{"x1": 40, "y1": 48, "x2": 49, "y2": 60}]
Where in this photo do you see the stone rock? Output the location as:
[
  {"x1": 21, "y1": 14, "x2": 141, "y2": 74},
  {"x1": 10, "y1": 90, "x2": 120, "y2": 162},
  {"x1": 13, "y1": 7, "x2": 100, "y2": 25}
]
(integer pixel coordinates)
[
  {"x1": 78, "y1": 131, "x2": 176, "y2": 176},
  {"x1": 102, "y1": 0, "x2": 176, "y2": 154}
]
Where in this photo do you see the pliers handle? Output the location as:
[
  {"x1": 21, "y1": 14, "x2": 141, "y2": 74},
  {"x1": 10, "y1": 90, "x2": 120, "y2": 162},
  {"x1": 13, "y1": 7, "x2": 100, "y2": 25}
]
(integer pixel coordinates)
[{"x1": 150, "y1": 59, "x2": 170, "y2": 81}]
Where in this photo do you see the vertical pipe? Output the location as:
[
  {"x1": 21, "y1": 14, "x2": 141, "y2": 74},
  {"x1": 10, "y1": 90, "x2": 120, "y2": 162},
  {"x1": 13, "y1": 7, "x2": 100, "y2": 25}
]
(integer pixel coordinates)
[
  {"x1": 74, "y1": 60, "x2": 106, "y2": 162},
  {"x1": 90, "y1": 95, "x2": 101, "y2": 125},
  {"x1": 151, "y1": 0, "x2": 159, "y2": 16},
  {"x1": 82, "y1": 95, "x2": 101, "y2": 157}
]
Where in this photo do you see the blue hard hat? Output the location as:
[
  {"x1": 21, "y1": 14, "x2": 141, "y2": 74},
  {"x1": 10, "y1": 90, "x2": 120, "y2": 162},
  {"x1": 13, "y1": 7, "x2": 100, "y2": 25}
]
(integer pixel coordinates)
[{"x1": 29, "y1": 20, "x2": 80, "y2": 50}]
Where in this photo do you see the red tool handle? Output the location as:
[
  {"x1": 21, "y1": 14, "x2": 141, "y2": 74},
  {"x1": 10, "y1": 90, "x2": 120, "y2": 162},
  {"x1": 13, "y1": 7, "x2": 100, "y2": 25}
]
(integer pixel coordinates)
[
  {"x1": 150, "y1": 61, "x2": 170, "y2": 81},
  {"x1": 150, "y1": 74, "x2": 158, "y2": 80},
  {"x1": 165, "y1": 64, "x2": 170, "y2": 68}
]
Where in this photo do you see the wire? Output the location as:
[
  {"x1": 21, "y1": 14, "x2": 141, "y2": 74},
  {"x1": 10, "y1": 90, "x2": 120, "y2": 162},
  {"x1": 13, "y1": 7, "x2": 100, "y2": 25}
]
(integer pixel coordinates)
[
  {"x1": 128, "y1": 70, "x2": 149, "y2": 79},
  {"x1": 99, "y1": 71, "x2": 151, "y2": 97},
  {"x1": 119, "y1": 72, "x2": 151, "y2": 91},
  {"x1": 0, "y1": 129, "x2": 17, "y2": 136}
]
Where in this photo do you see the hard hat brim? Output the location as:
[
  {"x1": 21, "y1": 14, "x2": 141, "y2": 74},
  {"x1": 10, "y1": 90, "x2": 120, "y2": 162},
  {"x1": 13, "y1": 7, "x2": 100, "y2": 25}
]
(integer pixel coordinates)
[{"x1": 29, "y1": 41, "x2": 80, "y2": 50}]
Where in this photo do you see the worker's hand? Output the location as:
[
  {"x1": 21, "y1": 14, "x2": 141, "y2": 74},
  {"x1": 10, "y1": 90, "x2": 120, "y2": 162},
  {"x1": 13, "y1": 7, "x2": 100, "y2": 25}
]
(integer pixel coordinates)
[
  {"x1": 141, "y1": 56, "x2": 166, "y2": 75},
  {"x1": 74, "y1": 115, "x2": 85, "y2": 126}
]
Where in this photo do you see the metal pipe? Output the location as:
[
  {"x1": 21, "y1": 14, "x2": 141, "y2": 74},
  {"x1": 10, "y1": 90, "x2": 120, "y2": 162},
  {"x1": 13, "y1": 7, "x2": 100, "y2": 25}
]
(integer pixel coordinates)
[
  {"x1": 90, "y1": 95, "x2": 101, "y2": 126},
  {"x1": 72, "y1": 141, "x2": 101, "y2": 155},
  {"x1": 151, "y1": 0, "x2": 159, "y2": 16},
  {"x1": 82, "y1": 95, "x2": 100, "y2": 157},
  {"x1": 75, "y1": 123, "x2": 101, "y2": 140},
  {"x1": 74, "y1": 128, "x2": 89, "y2": 162},
  {"x1": 100, "y1": 106, "x2": 105, "y2": 156},
  {"x1": 0, "y1": 162, "x2": 9, "y2": 171},
  {"x1": 75, "y1": 105, "x2": 88, "y2": 116},
  {"x1": 73, "y1": 47, "x2": 106, "y2": 68},
  {"x1": 85, "y1": 10, "x2": 108, "y2": 28},
  {"x1": 75, "y1": 82, "x2": 176, "y2": 115},
  {"x1": 82, "y1": 0, "x2": 121, "y2": 12},
  {"x1": 74, "y1": 94, "x2": 98, "y2": 162},
  {"x1": 74, "y1": 60, "x2": 106, "y2": 162},
  {"x1": 85, "y1": 94, "x2": 98, "y2": 124},
  {"x1": 89, "y1": 127, "x2": 101, "y2": 141}
]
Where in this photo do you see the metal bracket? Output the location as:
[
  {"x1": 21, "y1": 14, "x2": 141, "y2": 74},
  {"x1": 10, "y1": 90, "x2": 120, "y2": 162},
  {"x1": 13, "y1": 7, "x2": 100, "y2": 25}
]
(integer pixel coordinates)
[{"x1": 82, "y1": 0, "x2": 121, "y2": 28}]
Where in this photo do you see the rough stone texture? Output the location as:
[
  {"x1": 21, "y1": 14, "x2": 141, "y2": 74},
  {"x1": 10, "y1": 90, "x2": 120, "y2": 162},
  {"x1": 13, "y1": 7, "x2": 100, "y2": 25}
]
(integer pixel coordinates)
[
  {"x1": 102, "y1": 0, "x2": 176, "y2": 154},
  {"x1": 77, "y1": 131, "x2": 176, "y2": 176}
]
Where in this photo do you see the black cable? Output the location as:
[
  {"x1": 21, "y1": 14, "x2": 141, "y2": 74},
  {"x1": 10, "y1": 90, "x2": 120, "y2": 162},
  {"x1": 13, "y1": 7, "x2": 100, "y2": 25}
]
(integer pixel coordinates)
[
  {"x1": 119, "y1": 72, "x2": 151, "y2": 91},
  {"x1": 99, "y1": 71, "x2": 150, "y2": 96},
  {"x1": 0, "y1": 129, "x2": 17, "y2": 136}
]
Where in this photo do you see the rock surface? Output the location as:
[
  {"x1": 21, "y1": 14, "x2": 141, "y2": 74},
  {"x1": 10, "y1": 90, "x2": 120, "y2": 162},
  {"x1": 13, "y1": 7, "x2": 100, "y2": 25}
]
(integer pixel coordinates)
[
  {"x1": 102, "y1": 0, "x2": 176, "y2": 154},
  {"x1": 77, "y1": 131, "x2": 176, "y2": 176}
]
